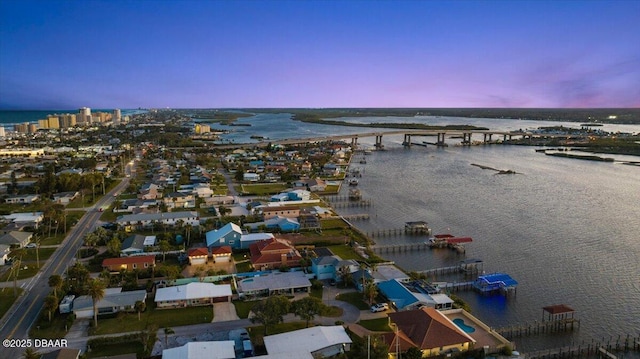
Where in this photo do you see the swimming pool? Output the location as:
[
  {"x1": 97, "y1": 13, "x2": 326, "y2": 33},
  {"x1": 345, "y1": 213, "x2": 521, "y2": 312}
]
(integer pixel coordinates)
[{"x1": 453, "y1": 318, "x2": 476, "y2": 333}]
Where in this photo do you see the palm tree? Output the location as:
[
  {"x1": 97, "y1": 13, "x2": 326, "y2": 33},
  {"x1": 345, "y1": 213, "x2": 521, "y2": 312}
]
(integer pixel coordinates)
[
  {"x1": 44, "y1": 295, "x2": 58, "y2": 322},
  {"x1": 48, "y1": 274, "x2": 63, "y2": 299},
  {"x1": 163, "y1": 327, "x2": 175, "y2": 347},
  {"x1": 22, "y1": 348, "x2": 40, "y2": 359},
  {"x1": 87, "y1": 278, "x2": 106, "y2": 329},
  {"x1": 135, "y1": 300, "x2": 146, "y2": 321}
]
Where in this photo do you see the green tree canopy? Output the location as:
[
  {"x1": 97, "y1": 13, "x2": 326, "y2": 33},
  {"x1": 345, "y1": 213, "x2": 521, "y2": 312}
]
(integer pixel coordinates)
[
  {"x1": 292, "y1": 296, "x2": 326, "y2": 327},
  {"x1": 250, "y1": 295, "x2": 290, "y2": 335}
]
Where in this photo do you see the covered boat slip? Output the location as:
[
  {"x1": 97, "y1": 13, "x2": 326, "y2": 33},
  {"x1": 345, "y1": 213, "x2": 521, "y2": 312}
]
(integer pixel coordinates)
[{"x1": 473, "y1": 273, "x2": 518, "y2": 294}]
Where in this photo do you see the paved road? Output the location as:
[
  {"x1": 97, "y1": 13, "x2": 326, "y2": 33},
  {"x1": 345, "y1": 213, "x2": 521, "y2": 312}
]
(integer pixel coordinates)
[{"x1": 0, "y1": 177, "x2": 130, "y2": 359}]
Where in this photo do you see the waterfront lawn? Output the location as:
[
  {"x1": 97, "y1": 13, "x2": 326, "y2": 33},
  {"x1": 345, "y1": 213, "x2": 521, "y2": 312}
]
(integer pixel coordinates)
[
  {"x1": 240, "y1": 183, "x2": 288, "y2": 196},
  {"x1": 321, "y1": 218, "x2": 350, "y2": 229},
  {"x1": 336, "y1": 292, "x2": 370, "y2": 310},
  {"x1": 326, "y1": 244, "x2": 363, "y2": 261},
  {"x1": 89, "y1": 300, "x2": 213, "y2": 335},
  {"x1": 233, "y1": 300, "x2": 258, "y2": 319},
  {"x1": 0, "y1": 288, "x2": 23, "y2": 319},
  {"x1": 358, "y1": 317, "x2": 391, "y2": 332}
]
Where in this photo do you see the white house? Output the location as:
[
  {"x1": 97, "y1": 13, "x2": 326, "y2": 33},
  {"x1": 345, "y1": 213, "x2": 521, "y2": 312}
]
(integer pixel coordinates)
[
  {"x1": 4, "y1": 194, "x2": 39, "y2": 204},
  {"x1": 115, "y1": 211, "x2": 199, "y2": 230},
  {"x1": 243, "y1": 173, "x2": 260, "y2": 182},
  {"x1": 263, "y1": 326, "x2": 352, "y2": 358},
  {"x1": 163, "y1": 341, "x2": 236, "y2": 359},
  {"x1": 72, "y1": 288, "x2": 147, "y2": 318},
  {"x1": 0, "y1": 244, "x2": 11, "y2": 265},
  {"x1": 155, "y1": 282, "x2": 232, "y2": 308}
]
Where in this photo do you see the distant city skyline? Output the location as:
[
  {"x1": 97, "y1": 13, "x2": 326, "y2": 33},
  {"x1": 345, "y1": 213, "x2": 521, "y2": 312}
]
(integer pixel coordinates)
[{"x1": 1, "y1": 0, "x2": 639, "y2": 110}]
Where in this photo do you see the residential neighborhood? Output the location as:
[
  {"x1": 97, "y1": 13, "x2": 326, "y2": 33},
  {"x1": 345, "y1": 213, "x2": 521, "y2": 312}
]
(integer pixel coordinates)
[{"x1": 0, "y1": 109, "x2": 516, "y2": 359}]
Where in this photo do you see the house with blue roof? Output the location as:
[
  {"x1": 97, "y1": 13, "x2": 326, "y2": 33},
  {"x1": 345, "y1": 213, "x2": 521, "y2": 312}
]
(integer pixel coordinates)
[
  {"x1": 378, "y1": 279, "x2": 454, "y2": 311},
  {"x1": 265, "y1": 216, "x2": 300, "y2": 232},
  {"x1": 205, "y1": 222, "x2": 242, "y2": 248},
  {"x1": 311, "y1": 256, "x2": 360, "y2": 281},
  {"x1": 473, "y1": 273, "x2": 518, "y2": 294}
]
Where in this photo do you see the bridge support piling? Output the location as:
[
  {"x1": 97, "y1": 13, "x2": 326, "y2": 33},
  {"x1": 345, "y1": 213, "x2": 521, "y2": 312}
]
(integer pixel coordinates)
[
  {"x1": 437, "y1": 132, "x2": 446, "y2": 147},
  {"x1": 375, "y1": 135, "x2": 383, "y2": 149},
  {"x1": 351, "y1": 137, "x2": 358, "y2": 148},
  {"x1": 462, "y1": 132, "x2": 472, "y2": 146},
  {"x1": 403, "y1": 134, "x2": 411, "y2": 147}
]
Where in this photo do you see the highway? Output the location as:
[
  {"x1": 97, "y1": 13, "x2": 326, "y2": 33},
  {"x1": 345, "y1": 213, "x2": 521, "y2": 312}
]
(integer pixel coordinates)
[{"x1": 0, "y1": 176, "x2": 130, "y2": 358}]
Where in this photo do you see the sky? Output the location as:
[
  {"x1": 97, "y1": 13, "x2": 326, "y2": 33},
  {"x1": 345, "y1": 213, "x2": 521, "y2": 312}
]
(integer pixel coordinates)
[{"x1": 1, "y1": 0, "x2": 639, "y2": 109}]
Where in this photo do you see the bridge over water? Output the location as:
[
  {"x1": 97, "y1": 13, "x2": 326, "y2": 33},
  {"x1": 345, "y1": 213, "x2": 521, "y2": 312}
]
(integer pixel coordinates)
[{"x1": 210, "y1": 129, "x2": 587, "y2": 150}]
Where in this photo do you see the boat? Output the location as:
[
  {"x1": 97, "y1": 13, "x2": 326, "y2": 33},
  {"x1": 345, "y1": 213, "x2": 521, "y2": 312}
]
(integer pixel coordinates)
[{"x1": 348, "y1": 178, "x2": 359, "y2": 186}]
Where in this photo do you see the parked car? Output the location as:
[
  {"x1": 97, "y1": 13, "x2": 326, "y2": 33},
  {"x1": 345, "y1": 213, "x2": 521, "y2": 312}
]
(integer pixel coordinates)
[
  {"x1": 370, "y1": 303, "x2": 389, "y2": 313},
  {"x1": 25, "y1": 243, "x2": 37, "y2": 248}
]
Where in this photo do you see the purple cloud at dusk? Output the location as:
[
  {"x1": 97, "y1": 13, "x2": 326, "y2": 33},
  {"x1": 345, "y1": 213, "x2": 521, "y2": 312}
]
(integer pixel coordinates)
[{"x1": 1, "y1": 0, "x2": 638, "y2": 109}]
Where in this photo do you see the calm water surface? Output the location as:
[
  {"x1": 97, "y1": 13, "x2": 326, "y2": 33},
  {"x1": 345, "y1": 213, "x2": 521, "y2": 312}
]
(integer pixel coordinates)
[{"x1": 213, "y1": 113, "x2": 640, "y2": 352}]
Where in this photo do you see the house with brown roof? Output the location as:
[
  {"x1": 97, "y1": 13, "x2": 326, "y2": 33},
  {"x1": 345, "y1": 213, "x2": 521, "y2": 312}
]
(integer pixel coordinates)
[
  {"x1": 249, "y1": 237, "x2": 302, "y2": 271},
  {"x1": 102, "y1": 255, "x2": 156, "y2": 272},
  {"x1": 188, "y1": 247, "x2": 209, "y2": 265},
  {"x1": 210, "y1": 245, "x2": 232, "y2": 263},
  {"x1": 261, "y1": 205, "x2": 300, "y2": 220},
  {"x1": 383, "y1": 307, "x2": 476, "y2": 357}
]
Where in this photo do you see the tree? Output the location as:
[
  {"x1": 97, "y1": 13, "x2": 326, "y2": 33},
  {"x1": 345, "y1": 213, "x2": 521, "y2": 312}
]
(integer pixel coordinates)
[
  {"x1": 158, "y1": 239, "x2": 171, "y2": 262},
  {"x1": 250, "y1": 295, "x2": 290, "y2": 335},
  {"x1": 135, "y1": 300, "x2": 146, "y2": 321},
  {"x1": 48, "y1": 274, "x2": 63, "y2": 299},
  {"x1": 43, "y1": 295, "x2": 58, "y2": 322},
  {"x1": 404, "y1": 347, "x2": 423, "y2": 359},
  {"x1": 218, "y1": 206, "x2": 230, "y2": 217},
  {"x1": 163, "y1": 327, "x2": 175, "y2": 347},
  {"x1": 66, "y1": 262, "x2": 90, "y2": 294},
  {"x1": 107, "y1": 237, "x2": 121, "y2": 256},
  {"x1": 292, "y1": 296, "x2": 326, "y2": 327},
  {"x1": 338, "y1": 265, "x2": 353, "y2": 287},
  {"x1": 363, "y1": 279, "x2": 378, "y2": 306},
  {"x1": 22, "y1": 348, "x2": 40, "y2": 359},
  {"x1": 349, "y1": 334, "x2": 389, "y2": 359},
  {"x1": 87, "y1": 278, "x2": 106, "y2": 329}
]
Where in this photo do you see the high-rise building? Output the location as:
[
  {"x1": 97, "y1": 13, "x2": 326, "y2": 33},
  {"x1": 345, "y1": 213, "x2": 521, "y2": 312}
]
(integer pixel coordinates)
[
  {"x1": 78, "y1": 107, "x2": 91, "y2": 124},
  {"x1": 113, "y1": 109, "x2": 122, "y2": 124},
  {"x1": 0, "y1": 127, "x2": 5, "y2": 137}
]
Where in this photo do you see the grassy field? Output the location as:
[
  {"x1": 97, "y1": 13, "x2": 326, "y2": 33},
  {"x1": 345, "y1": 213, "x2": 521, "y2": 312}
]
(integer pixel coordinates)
[
  {"x1": 336, "y1": 292, "x2": 370, "y2": 310},
  {"x1": 0, "y1": 288, "x2": 23, "y2": 319},
  {"x1": 248, "y1": 321, "x2": 307, "y2": 345},
  {"x1": 321, "y1": 218, "x2": 350, "y2": 229},
  {"x1": 358, "y1": 317, "x2": 391, "y2": 332},
  {"x1": 239, "y1": 183, "x2": 288, "y2": 195},
  {"x1": 30, "y1": 311, "x2": 74, "y2": 339},
  {"x1": 86, "y1": 340, "x2": 144, "y2": 358},
  {"x1": 12, "y1": 247, "x2": 56, "y2": 261},
  {"x1": 89, "y1": 300, "x2": 214, "y2": 335},
  {"x1": 325, "y1": 244, "x2": 363, "y2": 261},
  {"x1": 0, "y1": 264, "x2": 39, "y2": 281},
  {"x1": 233, "y1": 300, "x2": 258, "y2": 319}
]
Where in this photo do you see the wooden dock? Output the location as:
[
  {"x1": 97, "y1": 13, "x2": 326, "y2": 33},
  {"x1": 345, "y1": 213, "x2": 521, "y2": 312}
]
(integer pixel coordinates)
[
  {"x1": 367, "y1": 227, "x2": 430, "y2": 238},
  {"x1": 342, "y1": 214, "x2": 370, "y2": 220},
  {"x1": 370, "y1": 242, "x2": 430, "y2": 253},
  {"x1": 524, "y1": 334, "x2": 640, "y2": 359},
  {"x1": 331, "y1": 200, "x2": 372, "y2": 208},
  {"x1": 496, "y1": 318, "x2": 580, "y2": 338}
]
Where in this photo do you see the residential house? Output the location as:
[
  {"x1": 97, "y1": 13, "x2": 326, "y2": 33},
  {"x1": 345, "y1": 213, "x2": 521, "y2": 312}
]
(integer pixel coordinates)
[
  {"x1": 2, "y1": 212, "x2": 43, "y2": 228},
  {"x1": 41, "y1": 348, "x2": 81, "y2": 359},
  {"x1": 121, "y1": 235, "x2": 156, "y2": 256},
  {"x1": 4, "y1": 194, "x2": 39, "y2": 204},
  {"x1": 311, "y1": 255, "x2": 359, "y2": 281},
  {"x1": 72, "y1": 288, "x2": 147, "y2": 318},
  {"x1": 0, "y1": 244, "x2": 10, "y2": 265},
  {"x1": 249, "y1": 237, "x2": 302, "y2": 271},
  {"x1": 155, "y1": 282, "x2": 232, "y2": 308},
  {"x1": 383, "y1": 307, "x2": 476, "y2": 357},
  {"x1": 205, "y1": 222, "x2": 242, "y2": 248},
  {"x1": 52, "y1": 191, "x2": 79, "y2": 205},
  {"x1": 237, "y1": 271, "x2": 312, "y2": 298},
  {"x1": 243, "y1": 172, "x2": 260, "y2": 182},
  {"x1": 204, "y1": 195, "x2": 235, "y2": 206},
  {"x1": 0, "y1": 231, "x2": 33, "y2": 247},
  {"x1": 261, "y1": 205, "x2": 300, "y2": 220},
  {"x1": 236, "y1": 232, "x2": 274, "y2": 250},
  {"x1": 322, "y1": 164, "x2": 340, "y2": 177},
  {"x1": 102, "y1": 255, "x2": 156, "y2": 272},
  {"x1": 163, "y1": 341, "x2": 236, "y2": 359},
  {"x1": 377, "y1": 279, "x2": 453, "y2": 312},
  {"x1": 263, "y1": 326, "x2": 352, "y2": 358},
  {"x1": 163, "y1": 192, "x2": 196, "y2": 210},
  {"x1": 306, "y1": 178, "x2": 327, "y2": 192},
  {"x1": 210, "y1": 246, "x2": 232, "y2": 263},
  {"x1": 258, "y1": 216, "x2": 300, "y2": 232},
  {"x1": 192, "y1": 183, "x2": 213, "y2": 198},
  {"x1": 188, "y1": 247, "x2": 209, "y2": 265},
  {"x1": 138, "y1": 183, "x2": 161, "y2": 200},
  {"x1": 115, "y1": 211, "x2": 199, "y2": 230}
]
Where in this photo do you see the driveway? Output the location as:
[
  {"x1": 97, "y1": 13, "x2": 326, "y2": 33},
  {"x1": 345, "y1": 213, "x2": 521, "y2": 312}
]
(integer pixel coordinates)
[{"x1": 213, "y1": 302, "x2": 240, "y2": 322}]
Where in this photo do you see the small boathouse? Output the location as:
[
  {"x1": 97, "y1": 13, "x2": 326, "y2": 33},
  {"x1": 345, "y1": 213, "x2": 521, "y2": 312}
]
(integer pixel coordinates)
[{"x1": 473, "y1": 273, "x2": 518, "y2": 295}]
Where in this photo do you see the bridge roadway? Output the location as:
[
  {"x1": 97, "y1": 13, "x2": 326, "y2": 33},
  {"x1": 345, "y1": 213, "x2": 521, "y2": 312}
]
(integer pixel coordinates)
[{"x1": 209, "y1": 129, "x2": 584, "y2": 150}]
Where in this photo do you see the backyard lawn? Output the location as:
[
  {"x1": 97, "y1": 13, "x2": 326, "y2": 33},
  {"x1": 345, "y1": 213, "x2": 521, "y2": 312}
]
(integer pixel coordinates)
[
  {"x1": 239, "y1": 183, "x2": 288, "y2": 195},
  {"x1": 232, "y1": 300, "x2": 258, "y2": 319},
  {"x1": 325, "y1": 244, "x2": 363, "y2": 261},
  {"x1": 358, "y1": 317, "x2": 391, "y2": 332}
]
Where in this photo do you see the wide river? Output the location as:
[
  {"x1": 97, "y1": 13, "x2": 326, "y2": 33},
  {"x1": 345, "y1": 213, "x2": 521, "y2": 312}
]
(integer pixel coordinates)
[{"x1": 211, "y1": 113, "x2": 640, "y2": 352}]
